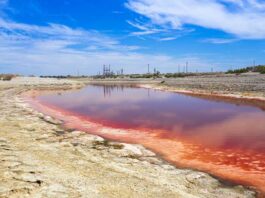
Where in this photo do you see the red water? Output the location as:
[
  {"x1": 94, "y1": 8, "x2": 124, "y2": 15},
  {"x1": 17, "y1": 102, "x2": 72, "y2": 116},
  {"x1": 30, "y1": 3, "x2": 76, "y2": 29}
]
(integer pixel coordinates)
[{"x1": 25, "y1": 85, "x2": 265, "y2": 193}]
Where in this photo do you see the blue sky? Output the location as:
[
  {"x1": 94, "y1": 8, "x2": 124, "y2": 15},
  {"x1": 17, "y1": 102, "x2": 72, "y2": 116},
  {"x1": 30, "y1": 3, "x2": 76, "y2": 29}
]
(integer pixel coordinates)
[{"x1": 0, "y1": 0, "x2": 265, "y2": 75}]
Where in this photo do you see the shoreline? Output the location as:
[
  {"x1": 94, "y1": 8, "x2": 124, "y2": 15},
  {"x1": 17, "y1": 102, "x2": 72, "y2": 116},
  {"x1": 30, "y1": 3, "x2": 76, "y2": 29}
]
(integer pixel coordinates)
[
  {"x1": 139, "y1": 83, "x2": 265, "y2": 110},
  {"x1": 84, "y1": 76, "x2": 265, "y2": 109},
  {"x1": 87, "y1": 73, "x2": 265, "y2": 108},
  {"x1": 0, "y1": 77, "x2": 262, "y2": 197}
]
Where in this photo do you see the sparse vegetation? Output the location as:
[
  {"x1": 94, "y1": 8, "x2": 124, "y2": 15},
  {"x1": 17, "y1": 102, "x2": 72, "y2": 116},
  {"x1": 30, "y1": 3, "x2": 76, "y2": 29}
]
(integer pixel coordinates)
[
  {"x1": 112, "y1": 144, "x2": 124, "y2": 149},
  {"x1": 127, "y1": 71, "x2": 161, "y2": 79},
  {"x1": 163, "y1": 72, "x2": 217, "y2": 78},
  {"x1": 93, "y1": 74, "x2": 121, "y2": 79},
  {"x1": 40, "y1": 75, "x2": 90, "y2": 79},
  {"x1": 226, "y1": 68, "x2": 249, "y2": 74},
  {"x1": 164, "y1": 73, "x2": 187, "y2": 78},
  {"x1": 0, "y1": 74, "x2": 16, "y2": 81},
  {"x1": 92, "y1": 140, "x2": 124, "y2": 149},
  {"x1": 226, "y1": 65, "x2": 265, "y2": 74}
]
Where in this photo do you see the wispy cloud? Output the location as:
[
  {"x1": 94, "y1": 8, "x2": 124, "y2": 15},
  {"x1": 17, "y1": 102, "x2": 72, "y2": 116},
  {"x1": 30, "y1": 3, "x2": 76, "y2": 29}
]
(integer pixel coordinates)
[
  {"x1": 0, "y1": 18, "x2": 138, "y2": 51},
  {"x1": 159, "y1": 37, "x2": 177, "y2": 41},
  {"x1": 126, "y1": 0, "x2": 265, "y2": 39},
  {"x1": 0, "y1": 0, "x2": 244, "y2": 75},
  {"x1": 127, "y1": 19, "x2": 193, "y2": 41},
  {"x1": 0, "y1": 17, "x2": 214, "y2": 75},
  {"x1": 127, "y1": 20, "x2": 164, "y2": 36},
  {"x1": 202, "y1": 38, "x2": 239, "y2": 44}
]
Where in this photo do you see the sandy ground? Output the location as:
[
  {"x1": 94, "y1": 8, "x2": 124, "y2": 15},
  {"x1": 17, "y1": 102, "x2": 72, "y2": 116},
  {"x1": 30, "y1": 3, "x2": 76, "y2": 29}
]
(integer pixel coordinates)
[{"x1": 0, "y1": 77, "x2": 258, "y2": 197}]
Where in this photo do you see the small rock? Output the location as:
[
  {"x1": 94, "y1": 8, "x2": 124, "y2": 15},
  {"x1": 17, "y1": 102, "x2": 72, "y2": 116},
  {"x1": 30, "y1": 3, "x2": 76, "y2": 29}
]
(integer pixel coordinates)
[
  {"x1": 43, "y1": 116, "x2": 62, "y2": 125},
  {"x1": 14, "y1": 172, "x2": 42, "y2": 184},
  {"x1": 161, "y1": 164, "x2": 175, "y2": 170},
  {"x1": 60, "y1": 142, "x2": 72, "y2": 147},
  {"x1": 122, "y1": 144, "x2": 143, "y2": 156},
  {"x1": 70, "y1": 130, "x2": 84, "y2": 137}
]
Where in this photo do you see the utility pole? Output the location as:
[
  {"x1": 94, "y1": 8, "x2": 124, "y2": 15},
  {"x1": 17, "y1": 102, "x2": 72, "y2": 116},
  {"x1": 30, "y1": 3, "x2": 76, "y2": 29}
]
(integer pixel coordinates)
[
  {"x1": 186, "y1": 62, "x2": 188, "y2": 73},
  {"x1": 148, "y1": 64, "x2": 150, "y2": 74}
]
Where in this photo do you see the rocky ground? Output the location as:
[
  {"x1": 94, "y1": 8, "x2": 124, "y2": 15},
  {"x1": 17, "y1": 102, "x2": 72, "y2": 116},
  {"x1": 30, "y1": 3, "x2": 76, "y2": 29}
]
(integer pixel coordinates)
[
  {"x1": 89, "y1": 73, "x2": 265, "y2": 99},
  {"x1": 0, "y1": 77, "x2": 257, "y2": 197},
  {"x1": 159, "y1": 73, "x2": 265, "y2": 99}
]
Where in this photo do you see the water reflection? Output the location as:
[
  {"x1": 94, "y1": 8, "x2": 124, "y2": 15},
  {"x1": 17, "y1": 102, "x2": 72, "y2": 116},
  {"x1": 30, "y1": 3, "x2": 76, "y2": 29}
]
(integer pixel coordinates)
[
  {"x1": 101, "y1": 84, "x2": 125, "y2": 98},
  {"x1": 37, "y1": 85, "x2": 265, "y2": 151},
  {"x1": 92, "y1": 84, "x2": 152, "y2": 98},
  {"x1": 35, "y1": 84, "x2": 265, "y2": 191}
]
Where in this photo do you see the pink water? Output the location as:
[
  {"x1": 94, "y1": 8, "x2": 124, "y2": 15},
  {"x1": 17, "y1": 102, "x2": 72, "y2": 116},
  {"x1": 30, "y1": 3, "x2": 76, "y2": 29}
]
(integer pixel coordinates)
[{"x1": 27, "y1": 84, "x2": 265, "y2": 193}]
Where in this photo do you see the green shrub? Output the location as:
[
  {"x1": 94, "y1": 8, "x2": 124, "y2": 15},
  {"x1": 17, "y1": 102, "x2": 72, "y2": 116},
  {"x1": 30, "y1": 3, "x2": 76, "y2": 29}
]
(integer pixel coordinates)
[
  {"x1": 164, "y1": 73, "x2": 189, "y2": 78},
  {"x1": 255, "y1": 66, "x2": 265, "y2": 74},
  {"x1": 129, "y1": 73, "x2": 160, "y2": 78},
  {"x1": 226, "y1": 68, "x2": 248, "y2": 74},
  {"x1": 226, "y1": 65, "x2": 265, "y2": 74}
]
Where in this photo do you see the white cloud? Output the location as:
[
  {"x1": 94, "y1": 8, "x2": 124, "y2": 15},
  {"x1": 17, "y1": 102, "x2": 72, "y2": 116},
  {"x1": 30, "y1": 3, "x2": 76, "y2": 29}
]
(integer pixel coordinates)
[
  {"x1": 0, "y1": 44, "x2": 214, "y2": 75},
  {"x1": 0, "y1": 1, "x2": 238, "y2": 75},
  {"x1": 0, "y1": 18, "x2": 214, "y2": 75},
  {"x1": 202, "y1": 38, "x2": 238, "y2": 44},
  {"x1": 127, "y1": 19, "x2": 194, "y2": 40},
  {"x1": 159, "y1": 37, "x2": 177, "y2": 41},
  {"x1": 127, "y1": 20, "x2": 164, "y2": 36},
  {"x1": 0, "y1": 18, "x2": 134, "y2": 51},
  {"x1": 126, "y1": 0, "x2": 265, "y2": 39}
]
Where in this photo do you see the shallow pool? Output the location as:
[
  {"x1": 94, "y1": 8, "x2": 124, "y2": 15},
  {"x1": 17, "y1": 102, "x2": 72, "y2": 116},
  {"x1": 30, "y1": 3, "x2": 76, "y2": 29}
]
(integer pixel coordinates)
[{"x1": 30, "y1": 84, "x2": 265, "y2": 192}]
